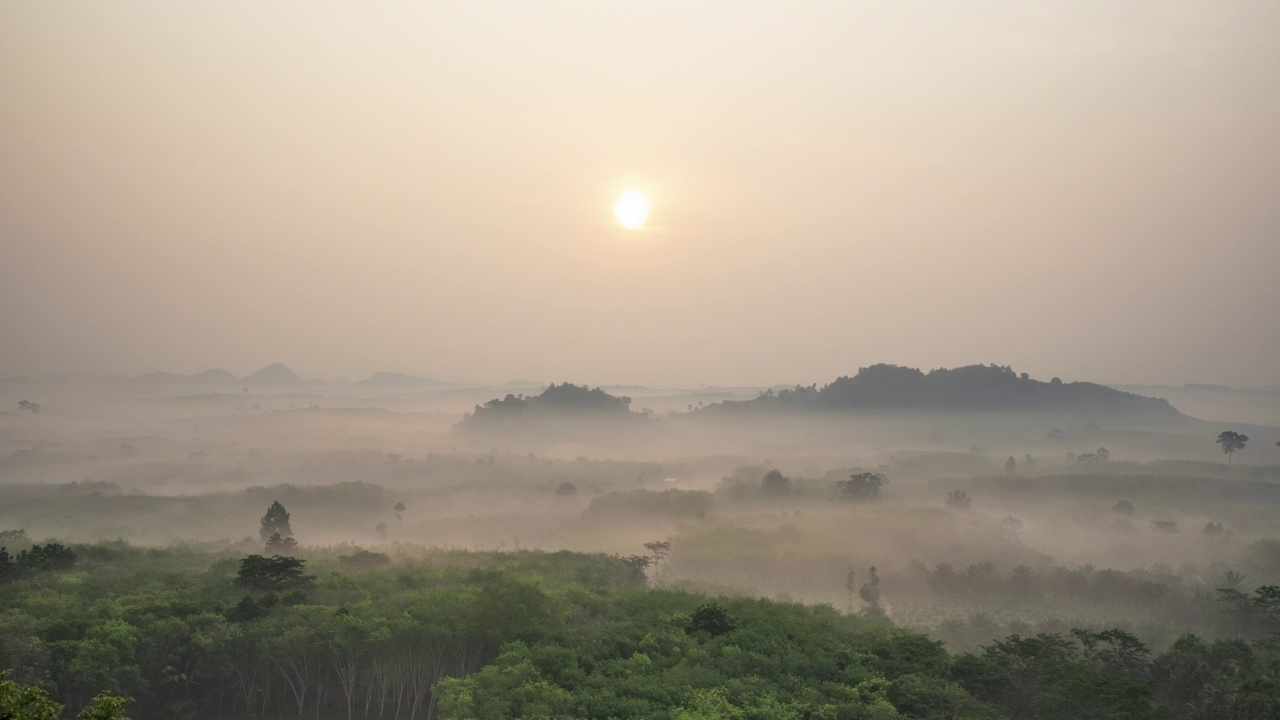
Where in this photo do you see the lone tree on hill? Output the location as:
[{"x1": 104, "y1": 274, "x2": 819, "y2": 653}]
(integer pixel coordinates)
[
  {"x1": 1216, "y1": 431, "x2": 1248, "y2": 464},
  {"x1": 259, "y1": 501, "x2": 293, "y2": 546}
]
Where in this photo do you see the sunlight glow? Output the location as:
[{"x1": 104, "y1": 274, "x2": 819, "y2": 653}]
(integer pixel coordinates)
[{"x1": 613, "y1": 189, "x2": 651, "y2": 230}]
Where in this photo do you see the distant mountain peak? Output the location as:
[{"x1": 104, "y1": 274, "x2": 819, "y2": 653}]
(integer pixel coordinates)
[
  {"x1": 357, "y1": 372, "x2": 459, "y2": 389},
  {"x1": 192, "y1": 368, "x2": 237, "y2": 382},
  {"x1": 244, "y1": 363, "x2": 302, "y2": 385}
]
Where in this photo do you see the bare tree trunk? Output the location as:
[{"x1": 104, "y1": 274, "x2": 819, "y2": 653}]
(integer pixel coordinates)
[{"x1": 333, "y1": 656, "x2": 361, "y2": 719}]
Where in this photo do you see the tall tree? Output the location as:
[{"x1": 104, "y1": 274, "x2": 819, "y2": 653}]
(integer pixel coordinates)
[
  {"x1": 1215, "y1": 431, "x2": 1248, "y2": 464},
  {"x1": 859, "y1": 566, "x2": 882, "y2": 614},
  {"x1": 260, "y1": 501, "x2": 293, "y2": 545}
]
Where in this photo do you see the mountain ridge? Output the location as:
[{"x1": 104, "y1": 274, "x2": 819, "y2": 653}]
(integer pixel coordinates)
[{"x1": 694, "y1": 363, "x2": 1184, "y2": 423}]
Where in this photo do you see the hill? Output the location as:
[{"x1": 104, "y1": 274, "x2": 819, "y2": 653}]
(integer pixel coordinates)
[
  {"x1": 455, "y1": 382, "x2": 645, "y2": 433},
  {"x1": 698, "y1": 364, "x2": 1183, "y2": 422},
  {"x1": 356, "y1": 371, "x2": 461, "y2": 389},
  {"x1": 242, "y1": 362, "x2": 303, "y2": 386}
]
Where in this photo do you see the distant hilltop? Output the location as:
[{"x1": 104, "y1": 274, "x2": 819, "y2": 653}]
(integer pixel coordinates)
[
  {"x1": 128, "y1": 363, "x2": 303, "y2": 388},
  {"x1": 355, "y1": 372, "x2": 463, "y2": 389},
  {"x1": 456, "y1": 382, "x2": 644, "y2": 433},
  {"x1": 243, "y1": 362, "x2": 303, "y2": 385},
  {"x1": 696, "y1": 364, "x2": 1184, "y2": 422}
]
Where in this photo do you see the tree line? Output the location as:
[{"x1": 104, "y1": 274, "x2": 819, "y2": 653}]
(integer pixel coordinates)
[{"x1": 1, "y1": 535, "x2": 1278, "y2": 719}]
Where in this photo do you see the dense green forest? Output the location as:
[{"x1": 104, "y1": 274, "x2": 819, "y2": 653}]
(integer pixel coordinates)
[
  {"x1": 2, "y1": 538, "x2": 1279, "y2": 720},
  {"x1": 5, "y1": 365, "x2": 1280, "y2": 719}
]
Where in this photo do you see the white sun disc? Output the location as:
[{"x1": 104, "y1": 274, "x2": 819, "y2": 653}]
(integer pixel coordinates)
[{"x1": 613, "y1": 189, "x2": 651, "y2": 230}]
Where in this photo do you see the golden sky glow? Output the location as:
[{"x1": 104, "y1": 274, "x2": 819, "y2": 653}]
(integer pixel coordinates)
[{"x1": 1, "y1": 2, "x2": 1278, "y2": 387}]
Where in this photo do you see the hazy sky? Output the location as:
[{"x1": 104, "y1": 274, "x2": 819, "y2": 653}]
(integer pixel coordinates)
[{"x1": 2, "y1": 1, "x2": 1278, "y2": 388}]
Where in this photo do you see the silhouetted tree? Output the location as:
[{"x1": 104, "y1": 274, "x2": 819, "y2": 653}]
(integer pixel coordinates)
[
  {"x1": 338, "y1": 549, "x2": 391, "y2": 569},
  {"x1": 264, "y1": 532, "x2": 297, "y2": 553},
  {"x1": 859, "y1": 566, "x2": 882, "y2": 613},
  {"x1": 945, "y1": 490, "x2": 972, "y2": 510},
  {"x1": 835, "y1": 472, "x2": 886, "y2": 503},
  {"x1": 0, "y1": 529, "x2": 30, "y2": 548},
  {"x1": 1216, "y1": 431, "x2": 1248, "y2": 464},
  {"x1": 643, "y1": 541, "x2": 671, "y2": 572},
  {"x1": 16, "y1": 400, "x2": 39, "y2": 414},
  {"x1": 1005, "y1": 456, "x2": 1017, "y2": 476},
  {"x1": 554, "y1": 482, "x2": 578, "y2": 496},
  {"x1": 1078, "y1": 448, "x2": 1109, "y2": 464},
  {"x1": 621, "y1": 555, "x2": 651, "y2": 586},
  {"x1": 1113, "y1": 500, "x2": 1135, "y2": 516},
  {"x1": 258, "y1": 501, "x2": 293, "y2": 545},
  {"x1": 761, "y1": 469, "x2": 791, "y2": 498}
]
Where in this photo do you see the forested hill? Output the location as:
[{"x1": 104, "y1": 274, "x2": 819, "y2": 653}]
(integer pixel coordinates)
[
  {"x1": 456, "y1": 382, "x2": 645, "y2": 432},
  {"x1": 700, "y1": 364, "x2": 1183, "y2": 421}
]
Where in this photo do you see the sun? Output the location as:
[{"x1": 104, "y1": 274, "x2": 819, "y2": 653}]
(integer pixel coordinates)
[{"x1": 613, "y1": 189, "x2": 651, "y2": 230}]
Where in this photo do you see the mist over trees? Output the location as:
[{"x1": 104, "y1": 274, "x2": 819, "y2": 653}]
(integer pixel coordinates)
[
  {"x1": 3, "y1": 361, "x2": 1280, "y2": 719},
  {"x1": 260, "y1": 501, "x2": 297, "y2": 553}
]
